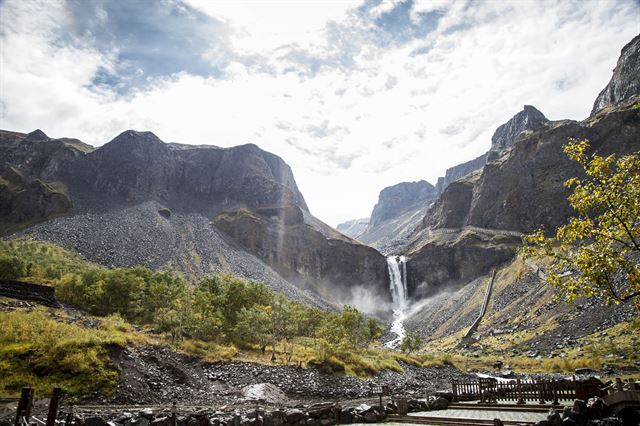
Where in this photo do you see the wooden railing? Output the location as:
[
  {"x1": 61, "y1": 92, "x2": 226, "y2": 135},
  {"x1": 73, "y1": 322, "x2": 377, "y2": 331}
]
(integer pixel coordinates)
[{"x1": 451, "y1": 378, "x2": 603, "y2": 404}]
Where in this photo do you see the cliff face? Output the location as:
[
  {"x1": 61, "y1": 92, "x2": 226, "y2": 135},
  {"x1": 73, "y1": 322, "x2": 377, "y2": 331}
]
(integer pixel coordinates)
[
  {"x1": 213, "y1": 207, "x2": 391, "y2": 307},
  {"x1": 353, "y1": 105, "x2": 549, "y2": 253},
  {"x1": 0, "y1": 129, "x2": 91, "y2": 233},
  {"x1": 369, "y1": 181, "x2": 436, "y2": 227},
  {"x1": 1, "y1": 129, "x2": 391, "y2": 307},
  {"x1": 0, "y1": 166, "x2": 71, "y2": 235},
  {"x1": 488, "y1": 105, "x2": 548, "y2": 154},
  {"x1": 405, "y1": 229, "x2": 521, "y2": 298},
  {"x1": 350, "y1": 181, "x2": 437, "y2": 253},
  {"x1": 336, "y1": 218, "x2": 369, "y2": 238},
  {"x1": 591, "y1": 34, "x2": 640, "y2": 115},
  {"x1": 405, "y1": 103, "x2": 640, "y2": 296},
  {"x1": 435, "y1": 153, "x2": 487, "y2": 195},
  {"x1": 64, "y1": 130, "x2": 308, "y2": 216},
  {"x1": 404, "y1": 35, "x2": 640, "y2": 299},
  {"x1": 425, "y1": 104, "x2": 640, "y2": 232}
]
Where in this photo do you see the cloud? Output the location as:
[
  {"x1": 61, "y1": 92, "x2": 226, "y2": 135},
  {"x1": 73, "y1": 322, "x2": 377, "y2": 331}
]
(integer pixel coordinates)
[{"x1": 1, "y1": 0, "x2": 639, "y2": 228}]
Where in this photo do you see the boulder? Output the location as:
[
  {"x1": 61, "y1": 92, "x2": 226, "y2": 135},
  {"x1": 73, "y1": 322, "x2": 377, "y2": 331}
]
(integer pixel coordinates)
[
  {"x1": 363, "y1": 412, "x2": 378, "y2": 424},
  {"x1": 338, "y1": 409, "x2": 353, "y2": 424},
  {"x1": 587, "y1": 397, "x2": 606, "y2": 419},
  {"x1": 428, "y1": 397, "x2": 449, "y2": 410},
  {"x1": 547, "y1": 409, "x2": 562, "y2": 426},
  {"x1": 308, "y1": 403, "x2": 334, "y2": 419},
  {"x1": 151, "y1": 417, "x2": 174, "y2": 426},
  {"x1": 85, "y1": 417, "x2": 110, "y2": 426},
  {"x1": 138, "y1": 409, "x2": 154, "y2": 419},
  {"x1": 271, "y1": 411, "x2": 287, "y2": 426},
  {"x1": 285, "y1": 409, "x2": 306, "y2": 425}
]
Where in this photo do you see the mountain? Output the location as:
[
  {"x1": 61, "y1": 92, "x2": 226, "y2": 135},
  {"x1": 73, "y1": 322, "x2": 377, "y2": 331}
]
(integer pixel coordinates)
[
  {"x1": 352, "y1": 180, "x2": 437, "y2": 254},
  {"x1": 346, "y1": 105, "x2": 551, "y2": 254},
  {"x1": 591, "y1": 34, "x2": 640, "y2": 115},
  {"x1": 401, "y1": 34, "x2": 640, "y2": 301},
  {"x1": 1, "y1": 130, "x2": 391, "y2": 310},
  {"x1": 336, "y1": 218, "x2": 369, "y2": 238},
  {"x1": 487, "y1": 105, "x2": 549, "y2": 155}
]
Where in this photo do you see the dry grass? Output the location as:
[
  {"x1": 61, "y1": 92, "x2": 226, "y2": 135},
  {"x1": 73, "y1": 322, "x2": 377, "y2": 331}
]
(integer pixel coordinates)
[{"x1": 0, "y1": 308, "x2": 148, "y2": 398}]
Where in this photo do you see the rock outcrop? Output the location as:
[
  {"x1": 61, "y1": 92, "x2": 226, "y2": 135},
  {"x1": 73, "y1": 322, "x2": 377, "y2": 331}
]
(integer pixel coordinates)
[
  {"x1": 488, "y1": 105, "x2": 548, "y2": 155},
  {"x1": 0, "y1": 166, "x2": 71, "y2": 234},
  {"x1": 2, "y1": 130, "x2": 391, "y2": 307},
  {"x1": 369, "y1": 181, "x2": 436, "y2": 227},
  {"x1": 66, "y1": 130, "x2": 308, "y2": 216},
  {"x1": 404, "y1": 228, "x2": 521, "y2": 298},
  {"x1": 591, "y1": 34, "x2": 640, "y2": 115},
  {"x1": 336, "y1": 218, "x2": 369, "y2": 238},
  {"x1": 424, "y1": 103, "x2": 640, "y2": 233},
  {"x1": 352, "y1": 181, "x2": 437, "y2": 253},
  {"x1": 435, "y1": 153, "x2": 487, "y2": 195},
  {"x1": 213, "y1": 207, "x2": 391, "y2": 307}
]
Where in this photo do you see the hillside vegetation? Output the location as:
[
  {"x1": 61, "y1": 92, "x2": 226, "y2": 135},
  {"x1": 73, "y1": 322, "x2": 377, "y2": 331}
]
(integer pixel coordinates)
[{"x1": 0, "y1": 239, "x2": 449, "y2": 398}]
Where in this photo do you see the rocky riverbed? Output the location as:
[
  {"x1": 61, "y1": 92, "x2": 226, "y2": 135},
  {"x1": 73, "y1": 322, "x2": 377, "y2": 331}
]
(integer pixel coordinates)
[{"x1": 108, "y1": 345, "x2": 471, "y2": 408}]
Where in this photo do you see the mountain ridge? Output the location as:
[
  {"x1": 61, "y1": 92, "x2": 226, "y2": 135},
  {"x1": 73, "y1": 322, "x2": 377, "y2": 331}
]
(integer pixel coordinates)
[{"x1": 1, "y1": 129, "x2": 392, "y2": 311}]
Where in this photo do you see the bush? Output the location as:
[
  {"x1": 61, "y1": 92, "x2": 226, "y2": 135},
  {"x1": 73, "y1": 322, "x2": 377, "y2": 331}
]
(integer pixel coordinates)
[{"x1": 0, "y1": 255, "x2": 26, "y2": 279}]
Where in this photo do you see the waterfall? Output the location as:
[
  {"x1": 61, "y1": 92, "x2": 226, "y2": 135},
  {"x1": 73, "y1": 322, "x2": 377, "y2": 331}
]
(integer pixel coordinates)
[{"x1": 385, "y1": 255, "x2": 409, "y2": 348}]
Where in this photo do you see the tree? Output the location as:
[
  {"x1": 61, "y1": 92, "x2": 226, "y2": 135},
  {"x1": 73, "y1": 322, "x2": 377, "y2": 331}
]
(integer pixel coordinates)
[
  {"x1": 365, "y1": 317, "x2": 384, "y2": 344},
  {"x1": 267, "y1": 295, "x2": 293, "y2": 362},
  {"x1": 521, "y1": 139, "x2": 640, "y2": 306},
  {"x1": 234, "y1": 306, "x2": 270, "y2": 352},
  {"x1": 400, "y1": 331, "x2": 422, "y2": 353}
]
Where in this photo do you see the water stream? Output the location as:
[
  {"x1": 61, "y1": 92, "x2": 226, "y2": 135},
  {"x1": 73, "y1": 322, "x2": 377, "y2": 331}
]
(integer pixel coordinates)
[{"x1": 385, "y1": 255, "x2": 409, "y2": 348}]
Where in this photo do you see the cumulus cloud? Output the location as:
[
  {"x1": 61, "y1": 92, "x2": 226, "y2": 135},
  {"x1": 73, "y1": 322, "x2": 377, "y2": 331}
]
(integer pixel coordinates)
[{"x1": 1, "y1": 0, "x2": 638, "y2": 227}]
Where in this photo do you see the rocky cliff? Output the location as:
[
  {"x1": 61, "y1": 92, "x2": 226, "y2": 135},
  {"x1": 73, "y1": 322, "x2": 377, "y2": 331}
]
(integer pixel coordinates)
[
  {"x1": 368, "y1": 181, "x2": 436, "y2": 227},
  {"x1": 591, "y1": 34, "x2": 640, "y2": 115},
  {"x1": 403, "y1": 35, "x2": 640, "y2": 299},
  {"x1": 400, "y1": 37, "x2": 640, "y2": 297},
  {"x1": 1, "y1": 130, "x2": 391, "y2": 308},
  {"x1": 406, "y1": 101, "x2": 639, "y2": 297},
  {"x1": 336, "y1": 218, "x2": 369, "y2": 238},
  {"x1": 434, "y1": 153, "x2": 487, "y2": 195},
  {"x1": 213, "y1": 207, "x2": 391, "y2": 307},
  {"x1": 352, "y1": 105, "x2": 549, "y2": 253},
  {"x1": 488, "y1": 105, "x2": 548, "y2": 155},
  {"x1": 424, "y1": 103, "x2": 640, "y2": 232},
  {"x1": 354, "y1": 181, "x2": 437, "y2": 253}
]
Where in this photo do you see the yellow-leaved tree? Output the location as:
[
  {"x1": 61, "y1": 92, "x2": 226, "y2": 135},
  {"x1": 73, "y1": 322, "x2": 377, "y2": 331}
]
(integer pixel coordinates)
[{"x1": 521, "y1": 139, "x2": 640, "y2": 307}]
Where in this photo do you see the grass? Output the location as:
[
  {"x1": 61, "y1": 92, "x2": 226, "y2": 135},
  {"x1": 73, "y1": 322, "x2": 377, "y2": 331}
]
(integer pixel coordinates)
[
  {"x1": 0, "y1": 239, "x2": 92, "y2": 284},
  {"x1": 0, "y1": 308, "x2": 148, "y2": 399},
  {"x1": 177, "y1": 339, "x2": 237, "y2": 362}
]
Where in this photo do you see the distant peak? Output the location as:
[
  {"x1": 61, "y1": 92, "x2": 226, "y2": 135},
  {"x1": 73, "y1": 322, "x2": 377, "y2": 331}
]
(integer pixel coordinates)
[
  {"x1": 523, "y1": 105, "x2": 542, "y2": 113},
  {"x1": 490, "y1": 105, "x2": 549, "y2": 152},
  {"x1": 111, "y1": 130, "x2": 163, "y2": 143},
  {"x1": 26, "y1": 129, "x2": 49, "y2": 141}
]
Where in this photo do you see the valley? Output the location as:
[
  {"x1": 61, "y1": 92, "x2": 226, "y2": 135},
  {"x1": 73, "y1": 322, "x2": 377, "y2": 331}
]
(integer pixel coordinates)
[{"x1": 1, "y1": 5, "x2": 639, "y2": 425}]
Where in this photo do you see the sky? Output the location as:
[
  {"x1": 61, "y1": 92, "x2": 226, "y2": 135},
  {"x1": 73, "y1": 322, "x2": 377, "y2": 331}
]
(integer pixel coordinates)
[{"x1": 1, "y1": 0, "x2": 639, "y2": 226}]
